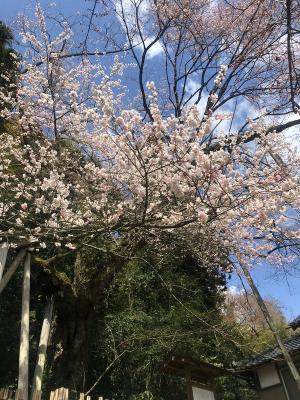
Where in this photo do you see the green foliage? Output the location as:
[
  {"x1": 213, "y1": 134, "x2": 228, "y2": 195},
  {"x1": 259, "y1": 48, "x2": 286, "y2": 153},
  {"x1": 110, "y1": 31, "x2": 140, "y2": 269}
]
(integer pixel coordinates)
[
  {"x1": 215, "y1": 376, "x2": 258, "y2": 400},
  {"x1": 83, "y1": 245, "x2": 251, "y2": 399},
  {"x1": 0, "y1": 22, "x2": 17, "y2": 73},
  {"x1": 246, "y1": 324, "x2": 291, "y2": 354},
  {"x1": 225, "y1": 291, "x2": 291, "y2": 355},
  {"x1": 0, "y1": 21, "x2": 19, "y2": 130},
  {"x1": 0, "y1": 235, "x2": 255, "y2": 398}
]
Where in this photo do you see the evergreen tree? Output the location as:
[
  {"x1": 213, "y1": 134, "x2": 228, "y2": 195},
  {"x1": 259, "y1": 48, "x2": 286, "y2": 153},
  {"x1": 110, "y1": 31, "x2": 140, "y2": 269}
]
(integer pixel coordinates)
[
  {"x1": 0, "y1": 21, "x2": 18, "y2": 129},
  {"x1": 39, "y1": 242, "x2": 254, "y2": 399}
]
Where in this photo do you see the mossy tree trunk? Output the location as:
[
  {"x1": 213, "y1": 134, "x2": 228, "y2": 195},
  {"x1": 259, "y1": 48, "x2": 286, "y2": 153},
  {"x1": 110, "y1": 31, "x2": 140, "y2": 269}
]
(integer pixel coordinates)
[
  {"x1": 50, "y1": 297, "x2": 96, "y2": 389},
  {"x1": 36, "y1": 245, "x2": 135, "y2": 390}
]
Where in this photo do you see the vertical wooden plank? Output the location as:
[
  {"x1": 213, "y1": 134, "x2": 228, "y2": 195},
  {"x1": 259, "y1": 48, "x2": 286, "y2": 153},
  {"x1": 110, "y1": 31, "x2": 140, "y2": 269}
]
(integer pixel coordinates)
[
  {"x1": 0, "y1": 249, "x2": 26, "y2": 295},
  {"x1": 52, "y1": 389, "x2": 57, "y2": 400},
  {"x1": 0, "y1": 242, "x2": 8, "y2": 281},
  {"x1": 3, "y1": 388, "x2": 9, "y2": 400},
  {"x1": 185, "y1": 367, "x2": 193, "y2": 400},
  {"x1": 31, "y1": 391, "x2": 41, "y2": 400},
  {"x1": 17, "y1": 253, "x2": 31, "y2": 400},
  {"x1": 49, "y1": 391, "x2": 54, "y2": 400},
  {"x1": 1, "y1": 388, "x2": 6, "y2": 400},
  {"x1": 57, "y1": 388, "x2": 64, "y2": 400},
  {"x1": 15, "y1": 389, "x2": 22, "y2": 400},
  {"x1": 79, "y1": 393, "x2": 84, "y2": 400}
]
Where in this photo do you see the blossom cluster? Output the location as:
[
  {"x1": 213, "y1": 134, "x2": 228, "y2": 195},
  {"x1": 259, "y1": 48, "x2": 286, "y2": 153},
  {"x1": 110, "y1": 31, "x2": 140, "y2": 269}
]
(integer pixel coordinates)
[{"x1": 1, "y1": 7, "x2": 300, "y2": 268}]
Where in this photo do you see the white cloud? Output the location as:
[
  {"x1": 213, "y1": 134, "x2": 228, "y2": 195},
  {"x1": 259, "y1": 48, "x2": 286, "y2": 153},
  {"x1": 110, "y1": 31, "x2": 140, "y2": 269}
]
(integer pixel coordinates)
[
  {"x1": 281, "y1": 113, "x2": 300, "y2": 153},
  {"x1": 228, "y1": 285, "x2": 243, "y2": 295},
  {"x1": 262, "y1": 111, "x2": 300, "y2": 154},
  {"x1": 115, "y1": 0, "x2": 164, "y2": 59},
  {"x1": 140, "y1": 36, "x2": 164, "y2": 59},
  {"x1": 185, "y1": 77, "x2": 259, "y2": 134},
  {"x1": 185, "y1": 78, "x2": 209, "y2": 116}
]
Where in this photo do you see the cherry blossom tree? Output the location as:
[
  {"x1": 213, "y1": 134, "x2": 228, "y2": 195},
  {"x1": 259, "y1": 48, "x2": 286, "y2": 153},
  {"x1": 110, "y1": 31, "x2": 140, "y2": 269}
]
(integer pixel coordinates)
[
  {"x1": 1, "y1": 1, "x2": 300, "y2": 389},
  {"x1": 73, "y1": 0, "x2": 300, "y2": 128}
]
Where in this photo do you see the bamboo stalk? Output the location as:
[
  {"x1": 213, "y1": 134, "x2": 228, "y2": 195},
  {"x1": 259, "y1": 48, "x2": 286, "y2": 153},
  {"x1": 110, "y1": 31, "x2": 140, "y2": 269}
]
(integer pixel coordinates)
[
  {"x1": 31, "y1": 298, "x2": 54, "y2": 398},
  {"x1": 18, "y1": 253, "x2": 31, "y2": 400}
]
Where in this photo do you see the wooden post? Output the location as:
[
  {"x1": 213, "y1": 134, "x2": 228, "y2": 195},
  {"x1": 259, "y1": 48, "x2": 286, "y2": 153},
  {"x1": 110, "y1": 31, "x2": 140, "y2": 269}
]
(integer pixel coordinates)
[
  {"x1": 0, "y1": 388, "x2": 9, "y2": 400},
  {"x1": 8, "y1": 389, "x2": 14, "y2": 400},
  {"x1": 63, "y1": 389, "x2": 68, "y2": 400},
  {"x1": 57, "y1": 388, "x2": 65, "y2": 400},
  {"x1": 31, "y1": 390, "x2": 41, "y2": 400},
  {"x1": 0, "y1": 249, "x2": 26, "y2": 295},
  {"x1": 0, "y1": 242, "x2": 8, "y2": 281},
  {"x1": 239, "y1": 259, "x2": 300, "y2": 392},
  {"x1": 31, "y1": 297, "x2": 54, "y2": 398},
  {"x1": 185, "y1": 367, "x2": 193, "y2": 400},
  {"x1": 18, "y1": 253, "x2": 31, "y2": 400}
]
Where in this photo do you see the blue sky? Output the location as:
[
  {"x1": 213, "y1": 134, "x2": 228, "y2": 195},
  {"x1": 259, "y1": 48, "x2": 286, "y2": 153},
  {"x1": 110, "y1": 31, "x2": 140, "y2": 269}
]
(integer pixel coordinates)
[
  {"x1": 1, "y1": 1, "x2": 82, "y2": 23},
  {"x1": 1, "y1": 0, "x2": 300, "y2": 321},
  {"x1": 228, "y1": 264, "x2": 300, "y2": 320}
]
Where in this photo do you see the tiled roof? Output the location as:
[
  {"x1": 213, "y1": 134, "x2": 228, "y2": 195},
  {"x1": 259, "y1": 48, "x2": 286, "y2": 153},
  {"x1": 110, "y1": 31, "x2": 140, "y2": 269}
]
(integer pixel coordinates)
[
  {"x1": 237, "y1": 333, "x2": 300, "y2": 370},
  {"x1": 289, "y1": 315, "x2": 300, "y2": 330}
]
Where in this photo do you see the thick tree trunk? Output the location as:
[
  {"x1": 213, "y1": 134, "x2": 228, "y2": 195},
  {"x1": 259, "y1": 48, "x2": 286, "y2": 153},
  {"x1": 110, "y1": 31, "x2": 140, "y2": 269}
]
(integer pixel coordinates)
[
  {"x1": 50, "y1": 298, "x2": 96, "y2": 390},
  {"x1": 18, "y1": 252, "x2": 31, "y2": 400},
  {"x1": 41, "y1": 248, "x2": 132, "y2": 389},
  {"x1": 239, "y1": 260, "x2": 300, "y2": 392},
  {"x1": 31, "y1": 297, "x2": 54, "y2": 398},
  {"x1": 0, "y1": 242, "x2": 8, "y2": 281}
]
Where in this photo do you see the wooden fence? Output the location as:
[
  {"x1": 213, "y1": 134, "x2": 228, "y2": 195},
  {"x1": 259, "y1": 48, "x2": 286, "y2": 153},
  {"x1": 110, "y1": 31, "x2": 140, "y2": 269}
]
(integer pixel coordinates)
[{"x1": 0, "y1": 388, "x2": 107, "y2": 400}]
